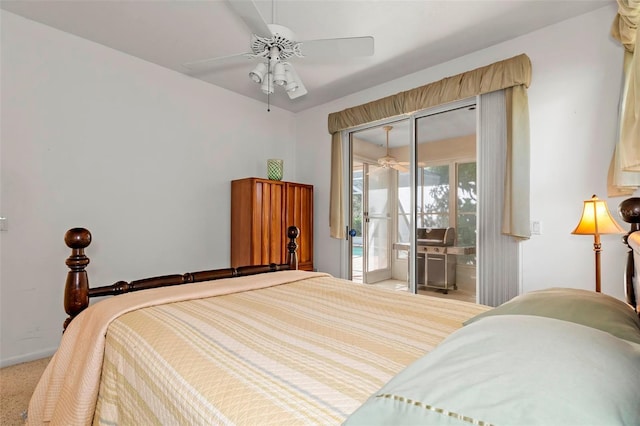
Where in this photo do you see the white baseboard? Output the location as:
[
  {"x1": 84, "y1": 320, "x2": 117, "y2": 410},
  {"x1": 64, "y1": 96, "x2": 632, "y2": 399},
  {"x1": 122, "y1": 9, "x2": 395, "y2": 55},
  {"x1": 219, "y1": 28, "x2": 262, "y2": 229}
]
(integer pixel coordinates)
[{"x1": 0, "y1": 347, "x2": 57, "y2": 368}]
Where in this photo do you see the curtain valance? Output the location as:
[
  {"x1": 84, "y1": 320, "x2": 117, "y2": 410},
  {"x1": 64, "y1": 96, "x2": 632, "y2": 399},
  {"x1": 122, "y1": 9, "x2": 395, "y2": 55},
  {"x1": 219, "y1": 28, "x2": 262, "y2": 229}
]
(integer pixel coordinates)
[
  {"x1": 328, "y1": 54, "x2": 531, "y2": 134},
  {"x1": 611, "y1": 0, "x2": 639, "y2": 53}
]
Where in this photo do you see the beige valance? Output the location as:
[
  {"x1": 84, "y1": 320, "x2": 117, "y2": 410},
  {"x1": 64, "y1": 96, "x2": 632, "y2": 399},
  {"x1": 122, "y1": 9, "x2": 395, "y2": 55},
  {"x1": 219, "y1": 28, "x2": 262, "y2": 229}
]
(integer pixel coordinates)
[
  {"x1": 611, "y1": 0, "x2": 639, "y2": 53},
  {"x1": 328, "y1": 54, "x2": 532, "y2": 240},
  {"x1": 608, "y1": 0, "x2": 640, "y2": 196},
  {"x1": 328, "y1": 54, "x2": 531, "y2": 134}
]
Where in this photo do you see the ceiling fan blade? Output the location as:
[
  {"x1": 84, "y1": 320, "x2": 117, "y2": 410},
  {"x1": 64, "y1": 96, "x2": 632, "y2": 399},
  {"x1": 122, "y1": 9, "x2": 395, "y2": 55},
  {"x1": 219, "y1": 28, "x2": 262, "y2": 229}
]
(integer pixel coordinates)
[
  {"x1": 285, "y1": 63, "x2": 308, "y2": 100},
  {"x1": 298, "y1": 36, "x2": 374, "y2": 58},
  {"x1": 393, "y1": 164, "x2": 409, "y2": 173},
  {"x1": 182, "y1": 52, "x2": 252, "y2": 71},
  {"x1": 226, "y1": 0, "x2": 272, "y2": 37}
]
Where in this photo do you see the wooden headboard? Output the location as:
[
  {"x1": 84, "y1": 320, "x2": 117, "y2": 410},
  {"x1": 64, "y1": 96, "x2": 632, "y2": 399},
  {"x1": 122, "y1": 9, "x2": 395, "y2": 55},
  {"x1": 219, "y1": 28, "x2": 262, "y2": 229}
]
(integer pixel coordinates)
[
  {"x1": 619, "y1": 197, "x2": 640, "y2": 314},
  {"x1": 63, "y1": 225, "x2": 301, "y2": 330}
]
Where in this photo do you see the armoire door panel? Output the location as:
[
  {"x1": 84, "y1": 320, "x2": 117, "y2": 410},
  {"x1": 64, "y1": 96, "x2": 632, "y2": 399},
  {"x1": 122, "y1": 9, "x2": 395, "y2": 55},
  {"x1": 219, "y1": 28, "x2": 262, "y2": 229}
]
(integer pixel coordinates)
[
  {"x1": 265, "y1": 182, "x2": 285, "y2": 265},
  {"x1": 285, "y1": 182, "x2": 314, "y2": 271}
]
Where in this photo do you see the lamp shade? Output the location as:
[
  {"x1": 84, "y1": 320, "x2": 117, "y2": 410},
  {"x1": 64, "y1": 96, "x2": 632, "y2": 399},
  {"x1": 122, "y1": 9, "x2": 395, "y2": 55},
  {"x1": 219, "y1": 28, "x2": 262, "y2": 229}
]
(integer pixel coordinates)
[
  {"x1": 285, "y1": 68, "x2": 298, "y2": 93},
  {"x1": 572, "y1": 195, "x2": 625, "y2": 235},
  {"x1": 273, "y1": 62, "x2": 286, "y2": 86},
  {"x1": 249, "y1": 62, "x2": 268, "y2": 84}
]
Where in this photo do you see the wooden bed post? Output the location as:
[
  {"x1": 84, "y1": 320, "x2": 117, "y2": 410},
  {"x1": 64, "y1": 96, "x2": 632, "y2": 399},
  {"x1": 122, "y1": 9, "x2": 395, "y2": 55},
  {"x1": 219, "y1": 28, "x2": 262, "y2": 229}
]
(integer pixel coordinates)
[
  {"x1": 619, "y1": 197, "x2": 640, "y2": 314},
  {"x1": 287, "y1": 226, "x2": 300, "y2": 270},
  {"x1": 63, "y1": 228, "x2": 92, "y2": 330}
]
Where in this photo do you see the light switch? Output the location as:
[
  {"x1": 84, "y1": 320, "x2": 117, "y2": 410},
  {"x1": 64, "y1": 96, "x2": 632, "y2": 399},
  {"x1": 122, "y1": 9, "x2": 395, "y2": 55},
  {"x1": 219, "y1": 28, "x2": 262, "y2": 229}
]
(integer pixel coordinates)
[
  {"x1": 0, "y1": 217, "x2": 7, "y2": 232},
  {"x1": 531, "y1": 220, "x2": 541, "y2": 235}
]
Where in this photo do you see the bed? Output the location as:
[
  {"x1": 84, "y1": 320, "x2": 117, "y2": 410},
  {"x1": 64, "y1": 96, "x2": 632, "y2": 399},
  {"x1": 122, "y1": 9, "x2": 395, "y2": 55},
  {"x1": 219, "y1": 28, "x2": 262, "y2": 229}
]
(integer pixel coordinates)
[{"x1": 27, "y1": 199, "x2": 640, "y2": 425}]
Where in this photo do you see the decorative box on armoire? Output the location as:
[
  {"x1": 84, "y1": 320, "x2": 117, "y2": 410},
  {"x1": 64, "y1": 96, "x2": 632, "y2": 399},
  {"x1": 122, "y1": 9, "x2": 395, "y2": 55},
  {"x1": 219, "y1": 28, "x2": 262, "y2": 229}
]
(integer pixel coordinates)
[{"x1": 231, "y1": 177, "x2": 314, "y2": 271}]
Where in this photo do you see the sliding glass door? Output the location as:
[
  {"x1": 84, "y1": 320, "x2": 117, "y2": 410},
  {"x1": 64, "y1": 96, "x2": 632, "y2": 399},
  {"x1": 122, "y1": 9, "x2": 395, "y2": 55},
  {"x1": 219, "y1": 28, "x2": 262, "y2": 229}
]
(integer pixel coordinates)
[
  {"x1": 347, "y1": 101, "x2": 477, "y2": 298},
  {"x1": 414, "y1": 105, "x2": 477, "y2": 295}
]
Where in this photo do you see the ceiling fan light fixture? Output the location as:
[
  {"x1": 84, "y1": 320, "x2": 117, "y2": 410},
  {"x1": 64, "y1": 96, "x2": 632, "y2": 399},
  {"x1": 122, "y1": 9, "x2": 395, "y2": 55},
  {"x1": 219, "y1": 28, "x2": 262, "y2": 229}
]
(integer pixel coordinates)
[
  {"x1": 249, "y1": 62, "x2": 267, "y2": 84},
  {"x1": 184, "y1": 0, "x2": 374, "y2": 104},
  {"x1": 261, "y1": 72, "x2": 274, "y2": 94},
  {"x1": 285, "y1": 79, "x2": 298, "y2": 93},
  {"x1": 273, "y1": 62, "x2": 286, "y2": 86},
  {"x1": 284, "y1": 67, "x2": 298, "y2": 92}
]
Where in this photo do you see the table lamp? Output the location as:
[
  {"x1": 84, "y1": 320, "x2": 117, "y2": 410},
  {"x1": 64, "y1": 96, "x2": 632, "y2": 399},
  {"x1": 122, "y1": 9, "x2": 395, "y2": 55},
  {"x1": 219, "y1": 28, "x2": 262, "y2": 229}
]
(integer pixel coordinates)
[{"x1": 572, "y1": 195, "x2": 625, "y2": 292}]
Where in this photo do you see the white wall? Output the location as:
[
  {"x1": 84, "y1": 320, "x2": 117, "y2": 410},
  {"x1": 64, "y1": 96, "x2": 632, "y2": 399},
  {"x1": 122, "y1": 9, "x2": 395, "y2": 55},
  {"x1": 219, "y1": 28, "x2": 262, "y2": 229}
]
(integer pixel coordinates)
[
  {"x1": 0, "y1": 11, "x2": 296, "y2": 366},
  {"x1": 296, "y1": 5, "x2": 638, "y2": 298}
]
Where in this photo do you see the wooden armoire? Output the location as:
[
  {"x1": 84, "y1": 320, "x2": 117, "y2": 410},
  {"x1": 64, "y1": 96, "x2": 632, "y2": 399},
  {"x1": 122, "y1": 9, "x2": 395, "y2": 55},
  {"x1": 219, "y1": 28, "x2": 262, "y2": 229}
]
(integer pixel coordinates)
[{"x1": 231, "y1": 177, "x2": 313, "y2": 271}]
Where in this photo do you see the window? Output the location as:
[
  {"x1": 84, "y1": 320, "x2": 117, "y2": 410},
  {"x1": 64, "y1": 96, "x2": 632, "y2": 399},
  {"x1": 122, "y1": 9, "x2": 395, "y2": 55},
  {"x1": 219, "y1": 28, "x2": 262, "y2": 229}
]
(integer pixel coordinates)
[
  {"x1": 396, "y1": 161, "x2": 477, "y2": 264},
  {"x1": 397, "y1": 171, "x2": 411, "y2": 249},
  {"x1": 422, "y1": 165, "x2": 449, "y2": 228},
  {"x1": 456, "y1": 162, "x2": 477, "y2": 265}
]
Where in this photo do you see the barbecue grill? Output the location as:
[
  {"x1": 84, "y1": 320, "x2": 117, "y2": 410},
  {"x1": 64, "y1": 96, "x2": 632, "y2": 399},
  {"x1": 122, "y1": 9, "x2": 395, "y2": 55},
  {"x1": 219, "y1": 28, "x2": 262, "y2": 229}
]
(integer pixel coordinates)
[{"x1": 416, "y1": 227, "x2": 456, "y2": 292}]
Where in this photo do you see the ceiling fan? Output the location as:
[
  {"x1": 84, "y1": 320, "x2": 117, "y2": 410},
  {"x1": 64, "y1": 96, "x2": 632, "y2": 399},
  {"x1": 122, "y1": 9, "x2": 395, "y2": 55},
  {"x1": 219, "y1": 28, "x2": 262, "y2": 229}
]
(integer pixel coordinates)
[
  {"x1": 374, "y1": 125, "x2": 410, "y2": 173},
  {"x1": 183, "y1": 0, "x2": 374, "y2": 100}
]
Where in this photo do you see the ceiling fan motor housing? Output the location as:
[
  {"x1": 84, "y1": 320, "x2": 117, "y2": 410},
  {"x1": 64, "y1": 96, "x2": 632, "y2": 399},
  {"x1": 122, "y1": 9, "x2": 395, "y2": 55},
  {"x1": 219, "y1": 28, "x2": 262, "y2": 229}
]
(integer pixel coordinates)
[{"x1": 251, "y1": 24, "x2": 302, "y2": 60}]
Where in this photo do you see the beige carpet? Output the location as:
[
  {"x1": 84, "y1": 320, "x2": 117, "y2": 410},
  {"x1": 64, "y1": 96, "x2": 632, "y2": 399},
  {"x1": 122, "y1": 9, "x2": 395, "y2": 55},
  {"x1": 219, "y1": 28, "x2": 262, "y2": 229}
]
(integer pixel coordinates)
[{"x1": 0, "y1": 357, "x2": 51, "y2": 426}]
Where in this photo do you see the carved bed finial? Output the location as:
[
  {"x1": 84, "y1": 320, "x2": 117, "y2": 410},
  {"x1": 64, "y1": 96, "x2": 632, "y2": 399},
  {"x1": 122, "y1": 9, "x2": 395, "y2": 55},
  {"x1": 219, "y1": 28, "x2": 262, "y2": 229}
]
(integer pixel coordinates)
[
  {"x1": 287, "y1": 226, "x2": 300, "y2": 270},
  {"x1": 619, "y1": 197, "x2": 640, "y2": 230},
  {"x1": 619, "y1": 197, "x2": 640, "y2": 313},
  {"x1": 63, "y1": 228, "x2": 92, "y2": 330}
]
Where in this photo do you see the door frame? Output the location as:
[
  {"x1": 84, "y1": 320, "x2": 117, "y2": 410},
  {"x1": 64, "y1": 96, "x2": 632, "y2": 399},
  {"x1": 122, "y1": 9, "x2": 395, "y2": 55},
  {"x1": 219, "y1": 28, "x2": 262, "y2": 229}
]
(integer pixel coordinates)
[
  {"x1": 342, "y1": 99, "x2": 477, "y2": 295},
  {"x1": 345, "y1": 117, "x2": 413, "y2": 289}
]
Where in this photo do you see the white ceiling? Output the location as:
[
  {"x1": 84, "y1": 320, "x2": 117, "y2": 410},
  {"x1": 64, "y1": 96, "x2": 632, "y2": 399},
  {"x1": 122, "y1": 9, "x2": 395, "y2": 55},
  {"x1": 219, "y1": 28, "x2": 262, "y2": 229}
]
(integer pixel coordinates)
[{"x1": 1, "y1": 0, "x2": 612, "y2": 113}]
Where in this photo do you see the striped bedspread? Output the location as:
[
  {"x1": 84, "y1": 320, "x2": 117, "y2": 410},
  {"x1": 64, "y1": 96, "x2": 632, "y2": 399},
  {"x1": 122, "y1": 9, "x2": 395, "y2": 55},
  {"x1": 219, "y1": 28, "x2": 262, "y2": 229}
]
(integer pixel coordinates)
[{"x1": 92, "y1": 274, "x2": 488, "y2": 425}]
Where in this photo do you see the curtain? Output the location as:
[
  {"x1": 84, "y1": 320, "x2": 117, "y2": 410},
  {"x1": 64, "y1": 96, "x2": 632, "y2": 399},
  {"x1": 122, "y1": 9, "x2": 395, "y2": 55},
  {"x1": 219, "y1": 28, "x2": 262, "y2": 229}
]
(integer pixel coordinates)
[
  {"x1": 478, "y1": 90, "x2": 521, "y2": 306},
  {"x1": 503, "y1": 85, "x2": 531, "y2": 239},
  {"x1": 328, "y1": 54, "x2": 532, "y2": 239},
  {"x1": 608, "y1": 0, "x2": 640, "y2": 196},
  {"x1": 329, "y1": 132, "x2": 344, "y2": 239}
]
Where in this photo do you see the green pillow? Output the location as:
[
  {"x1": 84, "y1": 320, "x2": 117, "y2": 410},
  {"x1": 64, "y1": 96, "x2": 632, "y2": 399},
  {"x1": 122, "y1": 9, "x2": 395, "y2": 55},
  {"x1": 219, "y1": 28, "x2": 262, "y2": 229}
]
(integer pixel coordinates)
[{"x1": 464, "y1": 288, "x2": 640, "y2": 344}]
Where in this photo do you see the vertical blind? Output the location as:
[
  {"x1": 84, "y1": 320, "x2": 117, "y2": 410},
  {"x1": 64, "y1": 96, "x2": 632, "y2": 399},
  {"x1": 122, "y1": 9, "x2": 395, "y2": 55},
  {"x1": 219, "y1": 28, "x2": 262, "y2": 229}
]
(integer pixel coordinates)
[{"x1": 478, "y1": 90, "x2": 521, "y2": 306}]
